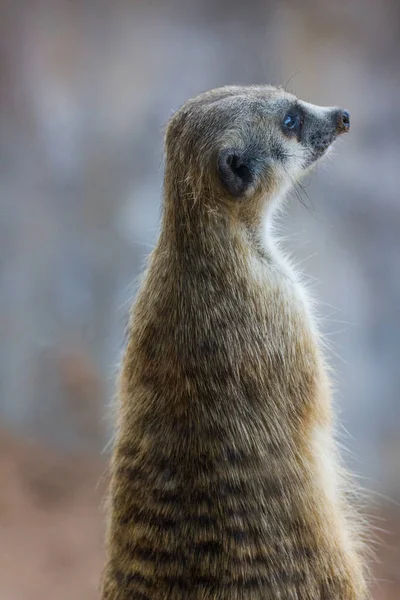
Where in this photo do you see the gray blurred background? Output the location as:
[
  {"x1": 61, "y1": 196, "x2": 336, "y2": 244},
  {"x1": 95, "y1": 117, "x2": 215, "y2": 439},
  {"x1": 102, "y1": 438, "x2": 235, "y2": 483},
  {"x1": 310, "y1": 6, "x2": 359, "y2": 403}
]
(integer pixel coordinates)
[{"x1": 0, "y1": 1, "x2": 399, "y2": 598}]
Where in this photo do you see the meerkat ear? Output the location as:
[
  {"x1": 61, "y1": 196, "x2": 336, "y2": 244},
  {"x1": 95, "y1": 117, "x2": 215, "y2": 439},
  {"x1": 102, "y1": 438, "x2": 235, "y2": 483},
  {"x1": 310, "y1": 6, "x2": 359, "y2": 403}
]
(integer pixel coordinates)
[{"x1": 217, "y1": 148, "x2": 255, "y2": 197}]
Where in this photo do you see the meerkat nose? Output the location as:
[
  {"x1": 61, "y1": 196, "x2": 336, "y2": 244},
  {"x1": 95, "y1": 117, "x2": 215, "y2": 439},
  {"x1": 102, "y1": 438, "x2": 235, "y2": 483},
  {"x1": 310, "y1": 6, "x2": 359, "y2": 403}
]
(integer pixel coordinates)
[{"x1": 336, "y1": 109, "x2": 350, "y2": 133}]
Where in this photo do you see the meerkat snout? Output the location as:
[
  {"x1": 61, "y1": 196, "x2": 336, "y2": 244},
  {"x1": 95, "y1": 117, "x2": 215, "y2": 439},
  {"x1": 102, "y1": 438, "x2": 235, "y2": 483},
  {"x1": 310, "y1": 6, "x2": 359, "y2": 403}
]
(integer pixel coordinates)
[{"x1": 299, "y1": 103, "x2": 351, "y2": 167}]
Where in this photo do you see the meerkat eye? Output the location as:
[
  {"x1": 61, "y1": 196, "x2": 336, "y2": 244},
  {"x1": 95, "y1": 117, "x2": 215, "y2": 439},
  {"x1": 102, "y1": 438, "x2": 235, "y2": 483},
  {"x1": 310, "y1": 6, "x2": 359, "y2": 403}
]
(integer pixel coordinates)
[{"x1": 283, "y1": 113, "x2": 300, "y2": 131}]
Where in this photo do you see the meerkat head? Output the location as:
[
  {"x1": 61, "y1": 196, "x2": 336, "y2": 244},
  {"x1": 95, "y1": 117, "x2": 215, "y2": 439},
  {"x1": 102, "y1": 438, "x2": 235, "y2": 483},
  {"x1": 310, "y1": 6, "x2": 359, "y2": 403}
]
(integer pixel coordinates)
[{"x1": 164, "y1": 85, "x2": 350, "y2": 225}]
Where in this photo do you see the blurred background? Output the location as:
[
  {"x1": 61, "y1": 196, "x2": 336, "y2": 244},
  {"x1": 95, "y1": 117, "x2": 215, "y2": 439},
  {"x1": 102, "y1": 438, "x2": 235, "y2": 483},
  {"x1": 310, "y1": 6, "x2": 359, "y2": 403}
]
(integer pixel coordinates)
[{"x1": 0, "y1": 0, "x2": 399, "y2": 598}]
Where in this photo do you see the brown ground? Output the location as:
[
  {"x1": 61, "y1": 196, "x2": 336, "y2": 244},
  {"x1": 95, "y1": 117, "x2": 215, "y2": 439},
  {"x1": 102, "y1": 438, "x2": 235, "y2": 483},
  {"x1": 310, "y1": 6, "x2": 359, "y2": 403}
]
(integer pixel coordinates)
[
  {"x1": 0, "y1": 429, "x2": 107, "y2": 600},
  {"x1": 0, "y1": 429, "x2": 398, "y2": 599}
]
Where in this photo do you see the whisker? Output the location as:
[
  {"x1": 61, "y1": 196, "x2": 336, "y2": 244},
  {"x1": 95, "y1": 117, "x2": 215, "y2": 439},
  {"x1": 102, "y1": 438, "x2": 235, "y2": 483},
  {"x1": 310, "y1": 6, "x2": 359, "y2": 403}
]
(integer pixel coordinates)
[{"x1": 284, "y1": 71, "x2": 300, "y2": 93}]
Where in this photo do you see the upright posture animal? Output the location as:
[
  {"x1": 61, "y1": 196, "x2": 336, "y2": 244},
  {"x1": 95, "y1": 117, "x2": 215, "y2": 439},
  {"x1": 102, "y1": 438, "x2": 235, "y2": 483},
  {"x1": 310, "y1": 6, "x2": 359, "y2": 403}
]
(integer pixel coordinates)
[{"x1": 101, "y1": 85, "x2": 368, "y2": 599}]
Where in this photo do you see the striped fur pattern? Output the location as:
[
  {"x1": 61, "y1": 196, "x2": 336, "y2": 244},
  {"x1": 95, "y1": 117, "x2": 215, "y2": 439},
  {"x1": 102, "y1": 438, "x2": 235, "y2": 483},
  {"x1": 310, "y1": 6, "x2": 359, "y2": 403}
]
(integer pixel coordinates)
[{"x1": 101, "y1": 85, "x2": 369, "y2": 599}]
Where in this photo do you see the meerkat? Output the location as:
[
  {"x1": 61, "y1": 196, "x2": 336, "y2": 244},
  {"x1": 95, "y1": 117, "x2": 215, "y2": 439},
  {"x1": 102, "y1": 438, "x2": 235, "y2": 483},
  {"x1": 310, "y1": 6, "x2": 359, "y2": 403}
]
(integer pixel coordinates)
[{"x1": 101, "y1": 85, "x2": 369, "y2": 599}]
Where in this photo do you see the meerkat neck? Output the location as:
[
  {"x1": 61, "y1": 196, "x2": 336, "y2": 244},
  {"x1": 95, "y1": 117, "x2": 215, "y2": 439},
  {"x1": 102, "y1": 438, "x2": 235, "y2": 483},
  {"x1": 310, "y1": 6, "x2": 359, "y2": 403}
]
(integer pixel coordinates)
[{"x1": 160, "y1": 177, "x2": 277, "y2": 265}]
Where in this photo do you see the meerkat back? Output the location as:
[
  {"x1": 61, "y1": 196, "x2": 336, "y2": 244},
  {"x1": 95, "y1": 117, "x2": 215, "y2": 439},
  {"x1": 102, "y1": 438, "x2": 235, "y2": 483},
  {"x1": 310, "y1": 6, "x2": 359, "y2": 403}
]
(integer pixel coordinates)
[{"x1": 101, "y1": 85, "x2": 369, "y2": 599}]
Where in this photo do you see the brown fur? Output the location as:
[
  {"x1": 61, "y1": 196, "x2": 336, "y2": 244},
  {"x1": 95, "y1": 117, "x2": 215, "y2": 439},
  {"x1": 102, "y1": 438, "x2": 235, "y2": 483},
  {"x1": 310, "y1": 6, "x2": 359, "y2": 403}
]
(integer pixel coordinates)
[{"x1": 101, "y1": 85, "x2": 369, "y2": 599}]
